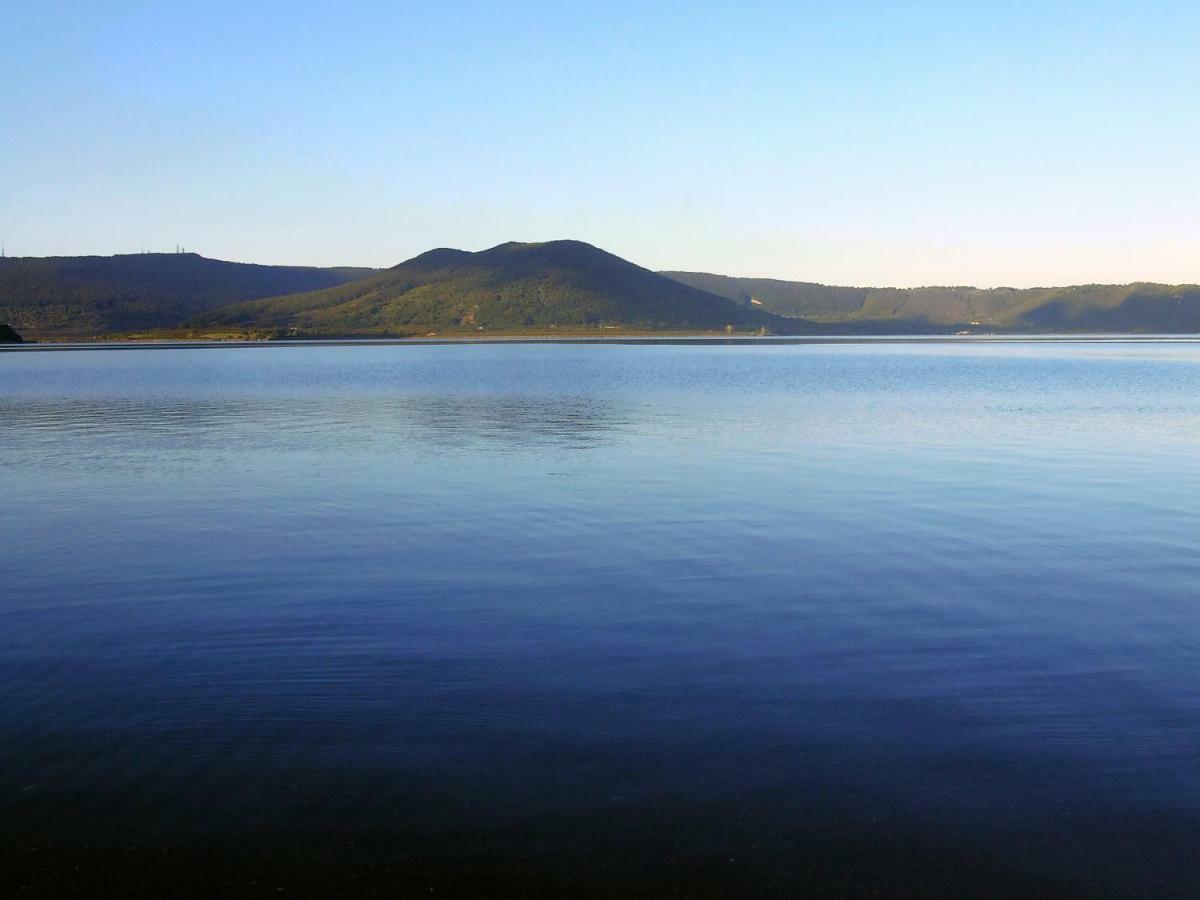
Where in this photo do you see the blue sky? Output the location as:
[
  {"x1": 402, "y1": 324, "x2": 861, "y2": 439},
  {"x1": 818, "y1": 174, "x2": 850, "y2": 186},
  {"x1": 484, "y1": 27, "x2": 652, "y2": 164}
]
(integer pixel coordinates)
[{"x1": 3, "y1": 1, "x2": 1199, "y2": 286}]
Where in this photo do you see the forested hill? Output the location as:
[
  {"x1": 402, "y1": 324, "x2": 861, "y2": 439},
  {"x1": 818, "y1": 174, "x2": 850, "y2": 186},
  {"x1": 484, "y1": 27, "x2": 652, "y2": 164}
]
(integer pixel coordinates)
[
  {"x1": 663, "y1": 271, "x2": 1200, "y2": 333},
  {"x1": 10, "y1": 246, "x2": 1199, "y2": 338},
  {"x1": 0, "y1": 253, "x2": 376, "y2": 336},
  {"x1": 201, "y1": 241, "x2": 788, "y2": 334}
]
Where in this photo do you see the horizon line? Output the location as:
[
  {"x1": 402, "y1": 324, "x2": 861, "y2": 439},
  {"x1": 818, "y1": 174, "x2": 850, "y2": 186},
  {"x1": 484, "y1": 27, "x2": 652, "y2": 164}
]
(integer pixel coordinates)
[{"x1": 3, "y1": 243, "x2": 1199, "y2": 293}]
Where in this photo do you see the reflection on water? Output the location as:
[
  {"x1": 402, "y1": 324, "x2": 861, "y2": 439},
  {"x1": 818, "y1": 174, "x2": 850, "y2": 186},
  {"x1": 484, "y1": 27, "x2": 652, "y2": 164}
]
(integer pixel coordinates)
[
  {"x1": 399, "y1": 394, "x2": 623, "y2": 451},
  {"x1": 0, "y1": 393, "x2": 622, "y2": 469},
  {"x1": 2, "y1": 343, "x2": 1200, "y2": 897}
]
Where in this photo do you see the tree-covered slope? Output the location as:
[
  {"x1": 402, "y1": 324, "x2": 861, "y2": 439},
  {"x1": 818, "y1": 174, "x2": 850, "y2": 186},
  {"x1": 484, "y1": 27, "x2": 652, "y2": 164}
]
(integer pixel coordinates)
[
  {"x1": 663, "y1": 271, "x2": 1200, "y2": 332},
  {"x1": 0, "y1": 253, "x2": 377, "y2": 336},
  {"x1": 203, "y1": 241, "x2": 788, "y2": 333},
  {"x1": 659, "y1": 272, "x2": 872, "y2": 319},
  {"x1": 12, "y1": 246, "x2": 1197, "y2": 338},
  {"x1": 1011, "y1": 284, "x2": 1200, "y2": 331}
]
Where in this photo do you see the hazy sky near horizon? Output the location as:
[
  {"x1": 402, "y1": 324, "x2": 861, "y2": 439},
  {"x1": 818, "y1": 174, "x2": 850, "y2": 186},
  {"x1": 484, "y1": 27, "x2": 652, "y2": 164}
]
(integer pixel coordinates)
[{"x1": 3, "y1": 1, "x2": 1199, "y2": 287}]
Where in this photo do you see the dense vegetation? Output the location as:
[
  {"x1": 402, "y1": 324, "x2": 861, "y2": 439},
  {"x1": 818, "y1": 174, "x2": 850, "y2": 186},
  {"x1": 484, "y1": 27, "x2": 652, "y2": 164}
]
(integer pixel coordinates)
[
  {"x1": 201, "y1": 241, "x2": 787, "y2": 334},
  {"x1": 0, "y1": 322, "x2": 22, "y2": 342},
  {"x1": 0, "y1": 253, "x2": 376, "y2": 336},
  {"x1": 663, "y1": 271, "x2": 1200, "y2": 333},
  {"x1": 7, "y1": 244, "x2": 1200, "y2": 338}
]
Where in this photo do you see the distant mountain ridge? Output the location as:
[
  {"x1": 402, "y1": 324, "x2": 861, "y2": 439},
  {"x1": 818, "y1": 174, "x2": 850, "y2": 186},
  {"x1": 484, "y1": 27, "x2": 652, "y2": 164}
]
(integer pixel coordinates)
[
  {"x1": 662, "y1": 271, "x2": 1200, "y2": 333},
  {"x1": 0, "y1": 253, "x2": 376, "y2": 336},
  {"x1": 5, "y1": 243, "x2": 1200, "y2": 337},
  {"x1": 201, "y1": 240, "x2": 785, "y2": 335}
]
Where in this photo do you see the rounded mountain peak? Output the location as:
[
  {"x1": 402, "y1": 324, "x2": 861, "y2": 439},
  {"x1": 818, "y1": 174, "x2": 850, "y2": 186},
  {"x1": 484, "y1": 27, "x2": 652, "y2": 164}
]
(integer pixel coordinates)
[
  {"x1": 476, "y1": 240, "x2": 628, "y2": 270},
  {"x1": 395, "y1": 248, "x2": 473, "y2": 270}
]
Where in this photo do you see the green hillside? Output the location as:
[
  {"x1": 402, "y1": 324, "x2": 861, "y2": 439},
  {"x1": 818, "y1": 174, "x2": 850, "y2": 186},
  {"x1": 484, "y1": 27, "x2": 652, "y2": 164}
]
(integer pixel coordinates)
[
  {"x1": 658, "y1": 272, "x2": 872, "y2": 319},
  {"x1": 202, "y1": 241, "x2": 788, "y2": 334},
  {"x1": 9, "y1": 245, "x2": 1199, "y2": 338},
  {"x1": 663, "y1": 271, "x2": 1200, "y2": 333},
  {"x1": 0, "y1": 253, "x2": 376, "y2": 336}
]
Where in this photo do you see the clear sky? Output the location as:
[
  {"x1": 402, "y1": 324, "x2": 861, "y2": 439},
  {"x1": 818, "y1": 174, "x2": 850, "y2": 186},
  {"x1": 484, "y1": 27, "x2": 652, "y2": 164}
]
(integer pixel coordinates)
[{"x1": 3, "y1": 1, "x2": 1199, "y2": 287}]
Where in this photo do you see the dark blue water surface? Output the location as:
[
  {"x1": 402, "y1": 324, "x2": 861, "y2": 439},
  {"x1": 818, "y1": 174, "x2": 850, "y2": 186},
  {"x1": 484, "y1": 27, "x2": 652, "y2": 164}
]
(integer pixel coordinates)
[{"x1": 2, "y1": 342, "x2": 1199, "y2": 897}]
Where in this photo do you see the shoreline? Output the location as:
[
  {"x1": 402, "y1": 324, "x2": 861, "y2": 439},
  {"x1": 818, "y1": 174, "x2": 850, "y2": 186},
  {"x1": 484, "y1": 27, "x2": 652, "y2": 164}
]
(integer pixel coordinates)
[{"x1": 5, "y1": 333, "x2": 1200, "y2": 351}]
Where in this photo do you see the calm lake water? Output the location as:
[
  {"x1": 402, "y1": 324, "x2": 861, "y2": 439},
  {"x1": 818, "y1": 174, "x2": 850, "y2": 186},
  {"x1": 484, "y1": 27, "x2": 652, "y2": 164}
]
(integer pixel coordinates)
[{"x1": 2, "y1": 341, "x2": 1199, "y2": 897}]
